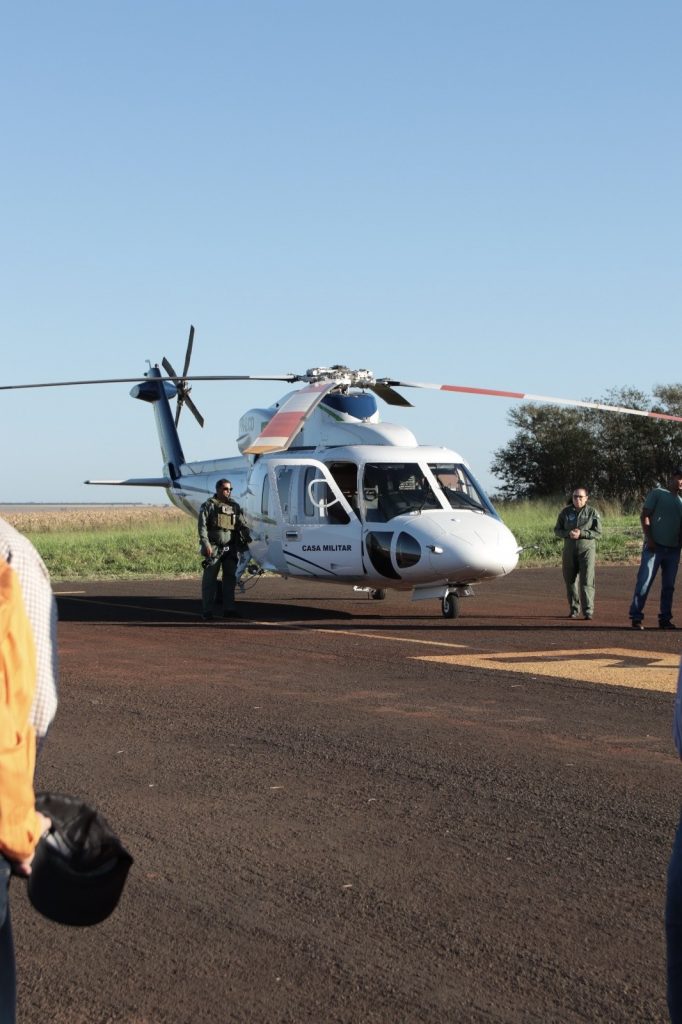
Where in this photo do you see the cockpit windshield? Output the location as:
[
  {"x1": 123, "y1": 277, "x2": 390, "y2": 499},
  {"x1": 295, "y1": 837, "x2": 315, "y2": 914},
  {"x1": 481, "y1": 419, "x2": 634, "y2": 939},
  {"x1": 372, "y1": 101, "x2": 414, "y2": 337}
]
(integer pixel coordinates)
[
  {"x1": 362, "y1": 463, "x2": 441, "y2": 522},
  {"x1": 428, "y1": 463, "x2": 494, "y2": 514}
]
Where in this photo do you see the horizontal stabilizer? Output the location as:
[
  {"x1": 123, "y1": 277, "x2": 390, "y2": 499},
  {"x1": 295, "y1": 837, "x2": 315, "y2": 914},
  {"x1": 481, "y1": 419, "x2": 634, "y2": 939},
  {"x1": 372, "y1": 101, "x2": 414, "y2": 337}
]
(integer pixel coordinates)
[{"x1": 85, "y1": 477, "x2": 173, "y2": 488}]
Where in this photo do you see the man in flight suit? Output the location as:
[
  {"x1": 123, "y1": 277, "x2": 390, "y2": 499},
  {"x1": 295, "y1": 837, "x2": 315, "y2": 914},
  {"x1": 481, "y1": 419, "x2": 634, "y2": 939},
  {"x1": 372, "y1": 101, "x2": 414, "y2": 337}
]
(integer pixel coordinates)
[
  {"x1": 554, "y1": 486, "x2": 602, "y2": 620},
  {"x1": 198, "y1": 479, "x2": 250, "y2": 620}
]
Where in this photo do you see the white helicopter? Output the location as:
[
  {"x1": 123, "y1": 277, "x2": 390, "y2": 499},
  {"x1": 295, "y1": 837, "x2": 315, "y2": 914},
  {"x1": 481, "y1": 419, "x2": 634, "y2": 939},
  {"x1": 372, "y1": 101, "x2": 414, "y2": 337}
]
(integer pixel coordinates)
[{"x1": 6, "y1": 327, "x2": 682, "y2": 619}]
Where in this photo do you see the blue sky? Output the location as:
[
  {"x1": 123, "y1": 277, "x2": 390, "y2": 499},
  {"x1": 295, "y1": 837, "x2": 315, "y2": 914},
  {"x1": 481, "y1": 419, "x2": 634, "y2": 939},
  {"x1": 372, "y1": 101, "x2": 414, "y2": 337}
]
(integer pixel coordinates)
[{"x1": 2, "y1": 1, "x2": 680, "y2": 503}]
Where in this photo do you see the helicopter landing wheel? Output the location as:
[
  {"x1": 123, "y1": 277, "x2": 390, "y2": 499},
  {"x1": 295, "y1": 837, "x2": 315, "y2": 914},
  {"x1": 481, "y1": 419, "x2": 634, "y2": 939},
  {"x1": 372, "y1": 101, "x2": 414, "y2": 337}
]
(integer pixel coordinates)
[
  {"x1": 442, "y1": 592, "x2": 459, "y2": 619},
  {"x1": 370, "y1": 588, "x2": 386, "y2": 601}
]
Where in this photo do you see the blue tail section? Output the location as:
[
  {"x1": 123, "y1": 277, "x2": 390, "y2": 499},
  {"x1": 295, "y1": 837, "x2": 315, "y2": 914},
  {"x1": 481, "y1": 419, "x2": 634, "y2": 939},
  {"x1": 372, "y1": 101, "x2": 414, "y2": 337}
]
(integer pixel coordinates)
[{"x1": 130, "y1": 367, "x2": 186, "y2": 480}]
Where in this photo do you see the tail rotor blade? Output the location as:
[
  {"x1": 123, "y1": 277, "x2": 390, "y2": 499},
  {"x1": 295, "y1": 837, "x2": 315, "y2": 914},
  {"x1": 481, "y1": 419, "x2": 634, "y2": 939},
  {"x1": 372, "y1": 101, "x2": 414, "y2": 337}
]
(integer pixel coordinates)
[
  {"x1": 167, "y1": 325, "x2": 205, "y2": 430},
  {"x1": 162, "y1": 357, "x2": 178, "y2": 379},
  {"x1": 181, "y1": 325, "x2": 195, "y2": 379},
  {"x1": 183, "y1": 391, "x2": 205, "y2": 429}
]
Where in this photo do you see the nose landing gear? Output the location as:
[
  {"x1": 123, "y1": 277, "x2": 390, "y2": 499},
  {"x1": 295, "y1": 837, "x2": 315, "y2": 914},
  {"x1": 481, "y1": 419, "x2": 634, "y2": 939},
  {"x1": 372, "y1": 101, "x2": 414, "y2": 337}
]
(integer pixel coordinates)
[{"x1": 442, "y1": 592, "x2": 460, "y2": 619}]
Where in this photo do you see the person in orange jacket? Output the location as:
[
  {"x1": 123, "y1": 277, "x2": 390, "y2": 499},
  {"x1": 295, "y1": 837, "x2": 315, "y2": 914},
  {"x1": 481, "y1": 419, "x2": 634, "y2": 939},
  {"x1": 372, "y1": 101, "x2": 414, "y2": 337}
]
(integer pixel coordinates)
[
  {"x1": 0, "y1": 516, "x2": 59, "y2": 749},
  {"x1": 0, "y1": 556, "x2": 51, "y2": 1023}
]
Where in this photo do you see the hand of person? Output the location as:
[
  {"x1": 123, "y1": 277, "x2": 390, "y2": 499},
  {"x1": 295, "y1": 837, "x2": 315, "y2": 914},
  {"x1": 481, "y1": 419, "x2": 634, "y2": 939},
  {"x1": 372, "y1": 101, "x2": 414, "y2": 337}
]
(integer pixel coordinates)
[
  {"x1": 12, "y1": 813, "x2": 52, "y2": 877},
  {"x1": 203, "y1": 544, "x2": 212, "y2": 558},
  {"x1": 569, "y1": 528, "x2": 580, "y2": 540},
  {"x1": 646, "y1": 537, "x2": 656, "y2": 551}
]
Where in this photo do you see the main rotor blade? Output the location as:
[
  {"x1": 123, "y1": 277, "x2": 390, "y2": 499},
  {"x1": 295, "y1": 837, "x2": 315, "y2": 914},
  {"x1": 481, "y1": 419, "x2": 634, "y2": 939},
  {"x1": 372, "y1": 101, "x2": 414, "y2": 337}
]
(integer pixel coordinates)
[
  {"x1": 181, "y1": 325, "x2": 195, "y2": 379},
  {"x1": 0, "y1": 374, "x2": 299, "y2": 391},
  {"x1": 244, "y1": 379, "x2": 339, "y2": 455},
  {"x1": 370, "y1": 382, "x2": 413, "y2": 407},
  {"x1": 379, "y1": 379, "x2": 682, "y2": 424}
]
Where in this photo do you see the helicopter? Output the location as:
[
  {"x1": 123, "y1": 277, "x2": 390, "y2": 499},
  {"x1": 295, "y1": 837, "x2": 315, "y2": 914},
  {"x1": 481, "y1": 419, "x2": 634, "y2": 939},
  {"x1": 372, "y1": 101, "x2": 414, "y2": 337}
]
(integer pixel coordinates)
[{"x1": 6, "y1": 327, "x2": 682, "y2": 619}]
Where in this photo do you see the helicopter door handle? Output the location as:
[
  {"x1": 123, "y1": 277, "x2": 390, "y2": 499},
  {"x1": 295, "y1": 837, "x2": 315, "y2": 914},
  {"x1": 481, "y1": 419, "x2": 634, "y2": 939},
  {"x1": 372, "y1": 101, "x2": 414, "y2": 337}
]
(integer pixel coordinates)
[{"x1": 285, "y1": 530, "x2": 300, "y2": 539}]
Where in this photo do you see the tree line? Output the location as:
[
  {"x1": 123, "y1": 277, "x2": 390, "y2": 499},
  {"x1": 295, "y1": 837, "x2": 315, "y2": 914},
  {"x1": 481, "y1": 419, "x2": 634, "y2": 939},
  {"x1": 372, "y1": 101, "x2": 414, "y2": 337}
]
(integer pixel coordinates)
[{"x1": 490, "y1": 385, "x2": 682, "y2": 508}]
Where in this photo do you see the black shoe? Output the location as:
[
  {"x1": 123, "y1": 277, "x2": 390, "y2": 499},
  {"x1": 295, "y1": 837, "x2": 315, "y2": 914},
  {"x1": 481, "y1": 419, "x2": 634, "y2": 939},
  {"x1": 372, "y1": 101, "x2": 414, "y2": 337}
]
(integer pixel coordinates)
[
  {"x1": 223, "y1": 608, "x2": 242, "y2": 618},
  {"x1": 201, "y1": 612, "x2": 214, "y2": 621},
  {"x1": 631, "y1": 620, "x2": 644, "y2": 630},
  {"x1": 659, "y1": 620, "x2": 677, "y2": 630},
  {"x1": 584, "y1": 613, "x2": 592, "y2": 620}
]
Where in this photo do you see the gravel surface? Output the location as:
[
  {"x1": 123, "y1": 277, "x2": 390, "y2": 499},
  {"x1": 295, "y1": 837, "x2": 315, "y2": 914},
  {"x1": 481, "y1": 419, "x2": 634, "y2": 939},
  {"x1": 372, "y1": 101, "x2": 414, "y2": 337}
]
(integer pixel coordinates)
[{"x1": 13, "y1": 567, "x2": 680, "y2": 1023}]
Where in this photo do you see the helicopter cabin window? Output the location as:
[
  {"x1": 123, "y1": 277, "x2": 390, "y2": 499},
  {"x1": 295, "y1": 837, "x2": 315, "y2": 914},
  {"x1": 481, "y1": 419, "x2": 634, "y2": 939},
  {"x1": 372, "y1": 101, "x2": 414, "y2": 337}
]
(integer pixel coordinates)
[
  {"x1": 303, "y1": 466, "x2": 320, "y2": 518},
  {"x1": 302, "y1": 465, "x2": 350, "y2": 525},
  {"x1": 275, "y1": 466, "x2": 295, "y2": 523},
  {"x1": 428, "y1": 464, "x2": 493, "y2": 514},
  {"x1": 261, "y1": 475, "x2": 270, "y2": 516},
  {"x1": 362, "y1": 463, "x2": 440, "y2": 522}
]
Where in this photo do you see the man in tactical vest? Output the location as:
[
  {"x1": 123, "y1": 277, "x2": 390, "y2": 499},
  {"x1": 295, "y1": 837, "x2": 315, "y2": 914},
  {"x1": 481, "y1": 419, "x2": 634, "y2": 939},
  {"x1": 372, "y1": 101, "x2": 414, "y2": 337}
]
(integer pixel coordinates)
[
  {"x1": 554, "y1": 486, "x2": 602, "y2": 620},
  {"x1": 198, "y1": 479, "x2": 250, "y2": 620}
]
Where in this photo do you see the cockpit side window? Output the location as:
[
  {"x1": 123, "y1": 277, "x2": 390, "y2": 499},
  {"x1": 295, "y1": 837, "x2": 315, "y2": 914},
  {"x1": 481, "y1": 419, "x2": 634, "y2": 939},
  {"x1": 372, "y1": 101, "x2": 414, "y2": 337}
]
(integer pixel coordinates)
[{"x1": 428, "y1": 463, "x2": 496, "y2": 515}]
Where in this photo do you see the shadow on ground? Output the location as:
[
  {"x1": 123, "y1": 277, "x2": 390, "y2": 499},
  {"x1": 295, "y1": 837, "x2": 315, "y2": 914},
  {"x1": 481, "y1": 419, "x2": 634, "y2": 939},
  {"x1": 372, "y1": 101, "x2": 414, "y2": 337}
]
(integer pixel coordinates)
[{"x1": 55, "y1": 594, "x2": 356, "y2": 624}]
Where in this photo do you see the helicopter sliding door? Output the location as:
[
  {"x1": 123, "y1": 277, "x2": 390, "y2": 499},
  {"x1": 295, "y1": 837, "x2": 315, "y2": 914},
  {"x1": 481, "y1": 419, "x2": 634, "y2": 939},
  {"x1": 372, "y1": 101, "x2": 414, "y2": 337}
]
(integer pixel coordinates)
[{"x1": 267, "y1": 459, "x2": 365, "y2": 580}]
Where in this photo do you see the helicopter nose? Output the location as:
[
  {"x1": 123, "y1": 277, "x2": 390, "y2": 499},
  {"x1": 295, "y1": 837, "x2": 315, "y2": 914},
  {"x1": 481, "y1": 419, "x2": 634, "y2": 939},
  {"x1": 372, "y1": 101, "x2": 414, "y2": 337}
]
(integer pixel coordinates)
[{"x1": 420, "y1": 513, "x2": 519, "y2": 580}]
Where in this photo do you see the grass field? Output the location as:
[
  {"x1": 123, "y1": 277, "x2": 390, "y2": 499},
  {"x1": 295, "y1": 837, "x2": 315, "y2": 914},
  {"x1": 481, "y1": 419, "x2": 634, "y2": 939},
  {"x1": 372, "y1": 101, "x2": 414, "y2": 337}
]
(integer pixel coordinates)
[
  {"x1": 0, "y1": 501, "x2": 644, "y2": 580},
  {"x1": 498, "y1": 499, "x2": 643, "y2": 566},
  {"x1": 3, "y1": 506, "x2": 199, "y2": 579}
]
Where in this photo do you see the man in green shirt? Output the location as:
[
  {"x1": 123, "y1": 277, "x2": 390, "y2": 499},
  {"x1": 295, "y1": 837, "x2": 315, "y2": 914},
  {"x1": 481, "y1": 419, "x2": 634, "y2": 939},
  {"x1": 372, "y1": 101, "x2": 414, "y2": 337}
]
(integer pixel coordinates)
[
  {"x1": 628, "y1": 468, "x2": 682, "y2": 629},
  {"x1": 554, "y1": 486, "x2": 602, "y2": 619}
]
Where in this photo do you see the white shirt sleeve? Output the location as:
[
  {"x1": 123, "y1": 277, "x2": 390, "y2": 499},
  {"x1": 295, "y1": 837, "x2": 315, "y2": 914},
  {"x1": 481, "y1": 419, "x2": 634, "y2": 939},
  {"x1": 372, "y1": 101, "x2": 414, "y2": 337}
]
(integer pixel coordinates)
[{"x1": 0, "y1": 518, "x2": 59, "y2": 739}]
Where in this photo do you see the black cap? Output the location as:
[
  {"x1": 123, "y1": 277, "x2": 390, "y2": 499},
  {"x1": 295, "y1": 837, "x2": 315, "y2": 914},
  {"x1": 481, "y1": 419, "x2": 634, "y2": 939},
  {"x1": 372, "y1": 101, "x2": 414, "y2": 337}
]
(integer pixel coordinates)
[
  {"x1": 673, "y1": 467, "x2": 682, "y2": 476},
  {"x1": 27, "y1": 793, "x2": 133, "y2": 927}
]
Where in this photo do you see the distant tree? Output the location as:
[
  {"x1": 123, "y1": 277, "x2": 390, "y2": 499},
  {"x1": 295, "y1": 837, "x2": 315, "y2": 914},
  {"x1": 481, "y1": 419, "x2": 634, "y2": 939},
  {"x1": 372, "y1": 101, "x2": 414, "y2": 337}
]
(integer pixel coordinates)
[
  {"x1": 491, "y1": 384, "x2": 682, "y2": 505},
  {"x1": 591, "y1": 387, "x2": 659, "y2": 505},
  {"x1": 490, "y1": 405, "x2": 598, "y2": 500},
  {"x1": 651, "y1": 384, "x2": 682, "y2": 482},
  {"x1": 654, "y1": 384, "x2": 682, "y2": 418}
]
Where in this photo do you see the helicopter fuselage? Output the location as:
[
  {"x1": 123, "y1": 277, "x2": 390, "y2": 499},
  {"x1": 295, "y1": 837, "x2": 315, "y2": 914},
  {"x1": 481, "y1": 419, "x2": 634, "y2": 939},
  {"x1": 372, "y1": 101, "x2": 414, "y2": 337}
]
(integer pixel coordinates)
[
  {"x1": 100, "y1": 362, "x2": 522, "y2": 615},
  {"x1": 165, "y1": 441, "x2": 519, "y2": 597}
]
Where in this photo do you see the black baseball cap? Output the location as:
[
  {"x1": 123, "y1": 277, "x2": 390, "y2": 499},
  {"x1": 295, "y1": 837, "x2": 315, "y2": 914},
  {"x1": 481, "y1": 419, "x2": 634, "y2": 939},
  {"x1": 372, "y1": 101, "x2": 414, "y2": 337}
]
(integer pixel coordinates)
[{"x1": 27, "y1": 793, "x2": 133, "y2": 927}]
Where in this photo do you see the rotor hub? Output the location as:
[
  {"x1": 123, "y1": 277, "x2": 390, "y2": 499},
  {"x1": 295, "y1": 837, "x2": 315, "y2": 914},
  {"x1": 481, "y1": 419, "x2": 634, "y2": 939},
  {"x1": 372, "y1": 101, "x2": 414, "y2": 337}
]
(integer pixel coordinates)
[{"x1": 303, "y1": 366, "x2": 375, "y2": 387}]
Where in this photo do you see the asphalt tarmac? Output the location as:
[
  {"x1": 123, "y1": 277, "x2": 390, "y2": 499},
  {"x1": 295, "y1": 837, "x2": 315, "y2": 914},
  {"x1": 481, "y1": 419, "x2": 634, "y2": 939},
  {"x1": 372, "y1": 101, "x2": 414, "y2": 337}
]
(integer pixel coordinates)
[{"x1": 13, "y1": 566, "x2": 682, "y2": 1023}]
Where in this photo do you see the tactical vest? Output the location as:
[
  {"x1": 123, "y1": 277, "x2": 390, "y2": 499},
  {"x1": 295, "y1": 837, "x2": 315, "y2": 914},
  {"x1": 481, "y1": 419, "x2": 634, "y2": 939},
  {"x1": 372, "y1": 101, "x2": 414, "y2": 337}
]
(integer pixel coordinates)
[
  {"x1": 212, "y1": 503, "x2": 236, "y2": 532},
  {"x1": 203, "y1": 497, "x2": 239, "y2": 542}
]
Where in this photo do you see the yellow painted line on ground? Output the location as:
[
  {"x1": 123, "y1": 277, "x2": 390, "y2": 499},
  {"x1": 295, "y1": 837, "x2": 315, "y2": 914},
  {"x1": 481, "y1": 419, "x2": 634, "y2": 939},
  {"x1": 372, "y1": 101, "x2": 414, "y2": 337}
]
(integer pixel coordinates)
[
  {"x1": 46, "y1": 600, "x2": 681, "y2": 692},
  {"x1": 312, "y1": 627, "x2": 468, "y2": 649},
  {"x1": 414, "y1": 647, "x2": 680, "y2": 693}
]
